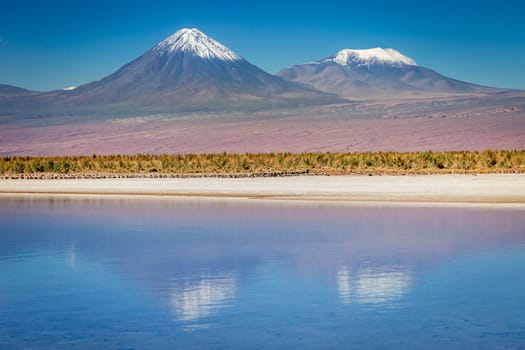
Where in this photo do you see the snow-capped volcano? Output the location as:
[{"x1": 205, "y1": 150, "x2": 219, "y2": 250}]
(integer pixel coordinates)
[
  {"x1": 326, "y1": 48, "x2": 418, "y2": 67},
  {"x1": 278, "y1": 47, "x2": 497, "y2": 98},
  {"x1": 153, "y1": 28, "x2": 241, "y2": 61}
]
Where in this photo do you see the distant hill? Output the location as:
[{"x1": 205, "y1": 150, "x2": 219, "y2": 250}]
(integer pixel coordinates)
[{"x1": 0, "y1": 84, "x2": 35, "y2": 95}]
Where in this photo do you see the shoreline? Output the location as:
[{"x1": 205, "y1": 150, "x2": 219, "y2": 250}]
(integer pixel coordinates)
[{"x1": 1, "y1": 174, "x2": 525, "y2": 206}]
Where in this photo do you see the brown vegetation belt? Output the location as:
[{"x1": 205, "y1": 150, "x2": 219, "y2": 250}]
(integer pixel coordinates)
[{"x1": 1, "y1": 151, "x2": 524, "y2": 176}]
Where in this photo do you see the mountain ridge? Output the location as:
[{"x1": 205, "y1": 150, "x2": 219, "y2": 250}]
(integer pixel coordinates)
[
  {"x1": 1, "y1": 29, "x2": 513, "y2": 120},
  {"x1": 0, "y1": 84, "x2": 36, "y2": 95}
]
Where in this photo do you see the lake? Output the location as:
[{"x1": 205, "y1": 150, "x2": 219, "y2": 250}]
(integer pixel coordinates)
[{"x1": 1, "y1": 196, "x2": 525, "y2": 349}]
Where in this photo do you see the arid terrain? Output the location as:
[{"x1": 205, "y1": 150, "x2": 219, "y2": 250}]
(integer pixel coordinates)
[{"x1": 2, "y1": 92, "x2": 524, "y2": 156}]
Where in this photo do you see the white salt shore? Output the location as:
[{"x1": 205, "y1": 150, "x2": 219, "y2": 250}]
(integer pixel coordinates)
[{"x1": 0, "y1": 174, "x2": 524, "y2": 206}]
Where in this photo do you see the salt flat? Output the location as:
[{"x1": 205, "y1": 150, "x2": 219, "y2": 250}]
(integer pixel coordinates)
[{"x1": 1, "y1": 174, "x2": 524, "y2": 205}]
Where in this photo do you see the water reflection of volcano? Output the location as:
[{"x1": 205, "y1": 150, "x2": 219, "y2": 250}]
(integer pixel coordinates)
[
  {"x1": 170, "y1": 274, "x2": 236, "y2": 323},
  {"x1": 337, "y1": 266, "x2": 412, "y2": 305}
]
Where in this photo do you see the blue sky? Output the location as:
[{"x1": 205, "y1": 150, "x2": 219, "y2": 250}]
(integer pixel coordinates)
[{"x1": 1, "y1": 0, "x2": 524, "y2": 91}]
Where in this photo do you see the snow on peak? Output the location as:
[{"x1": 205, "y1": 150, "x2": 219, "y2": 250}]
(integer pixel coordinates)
[
  {"x1": 327, "y1": 48, "x2": 418, "y2": 67},
  {"x1": 62, "y1": 86, "x2": 76, "y2": 91},
  {"x1": 153, "y1": 28, "x2": 242, "y2": 61}
]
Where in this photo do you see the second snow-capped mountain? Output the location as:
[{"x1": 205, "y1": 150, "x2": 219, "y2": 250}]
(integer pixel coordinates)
[{"x1": 277, "y1": 48, "x2": 498, "y2": 98}]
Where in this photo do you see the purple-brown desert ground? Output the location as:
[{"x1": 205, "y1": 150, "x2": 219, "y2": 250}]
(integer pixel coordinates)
[{"x1": 1, "y1": 93, "x2": 524, "y2": 156}]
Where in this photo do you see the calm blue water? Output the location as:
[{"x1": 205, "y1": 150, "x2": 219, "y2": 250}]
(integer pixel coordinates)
[{"x1": 1, "y1": 197, "x2": 525, "y2": 349}]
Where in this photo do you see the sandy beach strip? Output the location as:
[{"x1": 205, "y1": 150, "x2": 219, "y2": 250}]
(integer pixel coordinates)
[{"x1": 0, "y1": 174, "x2": 524, "y2": 205}]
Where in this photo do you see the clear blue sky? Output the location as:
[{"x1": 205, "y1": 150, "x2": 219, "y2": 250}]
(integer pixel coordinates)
[{"x1": 1, "y1": 0, "x2": 524, "y2": 91}]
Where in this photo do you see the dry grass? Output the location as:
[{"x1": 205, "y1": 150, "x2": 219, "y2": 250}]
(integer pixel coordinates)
[{"x1": 1, "y1": 150, "x2": 524, "y2": 175}]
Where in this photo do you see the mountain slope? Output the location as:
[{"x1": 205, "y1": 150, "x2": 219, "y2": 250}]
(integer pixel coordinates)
[{"x1": 277, "y1": 48, "x2": 500, "y2": 98}]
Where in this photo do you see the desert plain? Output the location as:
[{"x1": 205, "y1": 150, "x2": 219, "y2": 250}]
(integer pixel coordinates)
[{"x1": 1, "y1": 92, "x2": 524, "y2": 156}]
